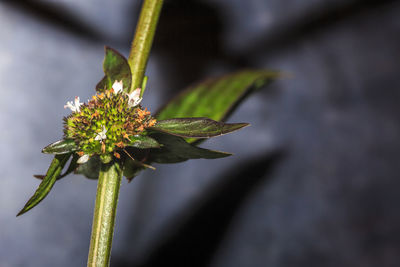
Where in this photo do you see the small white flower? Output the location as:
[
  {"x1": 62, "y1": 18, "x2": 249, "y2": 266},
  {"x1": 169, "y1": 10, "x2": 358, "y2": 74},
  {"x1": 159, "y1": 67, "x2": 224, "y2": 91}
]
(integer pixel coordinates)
[
  {"x1": 112, "y1": 80, "x2": 123, "y2": 94},
  {"x1": 64, "y1": 96, "x2": 83, "y2": 112},
  {"x1": 127, "y1": 88, "x2": 142, "y2": 108},
  {"x1": 77, "y1": 154, "x2": 90, "y2": 164},
  {"x1": 95, "y1": 125, "x2": 107, "y2": 141}
]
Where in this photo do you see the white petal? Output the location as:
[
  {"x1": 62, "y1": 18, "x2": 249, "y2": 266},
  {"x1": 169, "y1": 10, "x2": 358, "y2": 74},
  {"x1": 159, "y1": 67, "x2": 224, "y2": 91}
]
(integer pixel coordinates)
[
  {"x1": 94, "y1": 133, "x2": 105, "y2": 141},
  {"x1": 112, "y1": 80, "x2": 124, "y2": 94},
  {"x1": 127, "y1": 88, "x2": 142, "y2": 107},
  {"x1": 77, "y1": 154, "x2": 90, "y2": 164},
  {"x1": 64, "y1": 101, "x2": 74, "y2": 111},
  {"x1": 64, "y1": 97, "x2": 83, "y2": 112},
  {"x1": 95, "y1": 126, "x2": 107, "y2": 141},
  {"x1": 74, "y1": 96, "x2": 82, "y2": 112}
]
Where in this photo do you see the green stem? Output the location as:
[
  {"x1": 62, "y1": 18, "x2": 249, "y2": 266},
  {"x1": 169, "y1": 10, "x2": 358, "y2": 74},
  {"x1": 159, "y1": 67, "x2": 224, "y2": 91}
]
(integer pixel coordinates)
[
  {"x1": 87, "y1": 1, "x2": 163, "y2": 265},
  {"x1": 87, "y1": 162, "x2": 122, "y2": 267},
  {"x1": 128, "y1": 0, "x2": 164, "y2": 95}
]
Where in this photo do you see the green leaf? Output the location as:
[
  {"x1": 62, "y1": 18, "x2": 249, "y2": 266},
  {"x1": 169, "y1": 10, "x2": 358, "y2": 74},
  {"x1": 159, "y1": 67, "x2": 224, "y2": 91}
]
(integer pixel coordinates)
[
  {"x1": 156, "y1": 70, "x2": 278, "y2": 121},
  {"x1": 96, "y1": 46, "x2": 132, "y2": 92},
  {"x1": 75, "y1": 155, "x2": 101, "y2": 179},
  {"x1": 17, "y1": 154, "x2": 71, "y2": 216},
  {"x1": 42, "y1": 139, "x2": 77, "y2": 155},
  {"x1": 123, "y1": 159, "x2": 145, "y2": 182},
  {"x1": 147, "y1": 132, "x2": 231, "y2": 163},
  {"x1": 34, "y1": 154, "x2": 79, "y2": 181},
  {"x1": 96, "y1": 76, "x2": 109, "y2": 92},
  {"x1": 128, "y1": 135, "x2": 160, "y2": 149},
  {"x1": 150, "y1": 118, "x2": 248, "y2": 138},
  {"x1": 57, "y1": 154, "x2": 79, "y2": 179}
]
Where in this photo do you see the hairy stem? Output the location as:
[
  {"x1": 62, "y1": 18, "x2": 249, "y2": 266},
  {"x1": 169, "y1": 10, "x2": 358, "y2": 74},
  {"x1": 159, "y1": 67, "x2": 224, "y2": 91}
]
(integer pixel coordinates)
[
  {"x1": 128, "y1": 0, "x2": 163, "y2": 95},
  {"x1": 87, "y1": 162, "x2": 122, "y2": 267}
]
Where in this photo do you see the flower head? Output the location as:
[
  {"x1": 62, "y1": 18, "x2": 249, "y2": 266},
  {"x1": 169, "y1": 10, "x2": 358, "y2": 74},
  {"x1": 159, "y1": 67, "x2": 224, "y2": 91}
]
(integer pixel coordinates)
[
  {"x1": 64, "y1": 96, "x2": 83, "y2": 112},
  {"x1": 63, "y1": 85, "x2": 156, "y2": 158}
]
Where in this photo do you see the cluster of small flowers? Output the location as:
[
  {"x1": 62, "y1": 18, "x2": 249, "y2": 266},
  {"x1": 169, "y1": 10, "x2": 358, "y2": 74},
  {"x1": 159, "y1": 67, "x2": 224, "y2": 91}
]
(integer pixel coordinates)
[{"x1": 63, "y1": 81, "x2": 155, "y2": 164}]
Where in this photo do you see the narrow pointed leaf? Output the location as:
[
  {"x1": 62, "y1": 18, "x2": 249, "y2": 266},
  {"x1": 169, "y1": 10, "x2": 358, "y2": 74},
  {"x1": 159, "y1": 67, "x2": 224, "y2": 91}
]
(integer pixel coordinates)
[
  {"x1": 156, "y1": 70, "x2": 278, "y2": 122},
  {"x1": 42, "y1": 139, "x2": 77, "y2": 154},
  {"x1": 128, "y1": 135, "x2": 160, "y2": 149},
  {"x1": 147, "y1": 132, "x2": 231, "y2": 163},
  {"x1": 58, "y1": 154, "x2": 79, "y2": 179},
  {"x1": 17, "y1": 154, "x2": 71, "y2": 216},
  {"x1": 150, "y1": 118, "x2": 248, "y2": 138},
  {"x1": 33, "y1": 154, "x2": 79, "y2": 181},
  {"x1": 96, "y1": 46, "x2": 132, "y2": 92},
  {"x1": 75, "y1": 155, "x2": 101, "y2": 179}
]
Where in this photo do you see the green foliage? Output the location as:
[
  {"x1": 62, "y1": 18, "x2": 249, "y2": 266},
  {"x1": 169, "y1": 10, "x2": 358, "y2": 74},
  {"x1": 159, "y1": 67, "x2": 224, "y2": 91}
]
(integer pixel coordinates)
[
  {"x1": 42, "y1": 139, "x2": 77, "y2": 154},
  {"x1": 128, "y1": 135, "x2": 160, "y2": 149},
  {"x1": 123, "y1": 159, "x2": 145, "y2": 181},
  {"x1": 20, "y1": 46, "x2": 276, "y2": 215},
  {"x1": 156, "y1": 70, "x2": 278, "y2": 121},
  {"x1": 146, "y1": 132, "x2": 231, "y2": 163},
  {"x1": 75, "y1": 156, "x2": 101, "y2": 179},
  {"x1": 17, "y1": 154, "x2": 71, "y2": 216},
  {"x1": 150, "y1": 118, "x2": 248, "y2": 138},
  {"x1": 96, "y1": 47, "x2": 132, "y2": 93},
  {"x1": 58, "y1": 154, "x2": 79, "y2": 179}
]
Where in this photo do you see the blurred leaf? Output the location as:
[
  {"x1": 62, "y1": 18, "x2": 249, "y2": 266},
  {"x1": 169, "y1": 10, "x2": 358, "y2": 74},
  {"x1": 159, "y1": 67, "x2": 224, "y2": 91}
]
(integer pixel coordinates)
[
  {"x1": 156, "y1": 70, "x2": 278, "y2": 121},
  {"x1": 128, "y1": 135, "x2": 160, "y2": 149},
  {"x1": 42, "y1": 139, "x2": 76, "y2": 154},
  {"x1": 123, "y1": 159, "x2": 145, "y2": 182},
  {"x1": 96, "y1": 46, "x2": 132, "y2": 92},
  {"x1": 122, "y1": 149, "x2": 155, "y2": 170},
  {"x1": 75, "y1": 155, "x2": 101, "y2": 179},
  {"x1": 150, "y1": 118, "x2": 248, "y2": 138},
  {"x1": 147, "y1": 132, "x2": 231, "y2": 164},
  {"x1": 17, "y1": 154, "x2": 71, "y2": 216}
]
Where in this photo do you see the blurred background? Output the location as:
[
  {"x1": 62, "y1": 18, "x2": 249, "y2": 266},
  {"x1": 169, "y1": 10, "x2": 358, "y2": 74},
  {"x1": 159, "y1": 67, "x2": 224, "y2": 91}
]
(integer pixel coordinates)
[{"x1": 1, "y1": 0, "x2": 399, "y2": 266}]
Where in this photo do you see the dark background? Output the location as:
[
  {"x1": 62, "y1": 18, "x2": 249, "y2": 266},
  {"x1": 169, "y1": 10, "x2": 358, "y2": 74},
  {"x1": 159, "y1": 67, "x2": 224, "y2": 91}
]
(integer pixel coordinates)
[{"x1": 1, "y1": 0, "x2": 399, "y2": 266}]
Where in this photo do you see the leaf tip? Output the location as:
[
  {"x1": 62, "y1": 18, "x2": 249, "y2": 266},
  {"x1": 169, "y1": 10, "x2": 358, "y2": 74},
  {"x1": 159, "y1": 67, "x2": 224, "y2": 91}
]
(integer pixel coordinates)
[
  {"x1": 16, "y1": 207, "x2": 28, "y2": 217},
  {"x1": 104, "y1": 46, "x2": 125, "y2": 59},
  {"x1": 219, "y1": 152, "x2": 233, "y2": 158},
  {"x1": 238, "y1": 122, "x2": 250, "y2": 128},
  {"x1": 227, "y1": 122, "x2": 250, "y2": 133}
]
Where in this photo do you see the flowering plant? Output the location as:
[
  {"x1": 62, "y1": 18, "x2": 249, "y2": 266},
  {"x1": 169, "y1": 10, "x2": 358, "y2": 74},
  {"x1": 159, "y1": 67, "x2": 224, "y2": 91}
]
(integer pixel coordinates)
[
  {"x1": 18, "y1": 1, "x2": 278, "y2": 265},
  {"x1": 18, "y1": 46, "x2": 268, "y2": 216}
]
